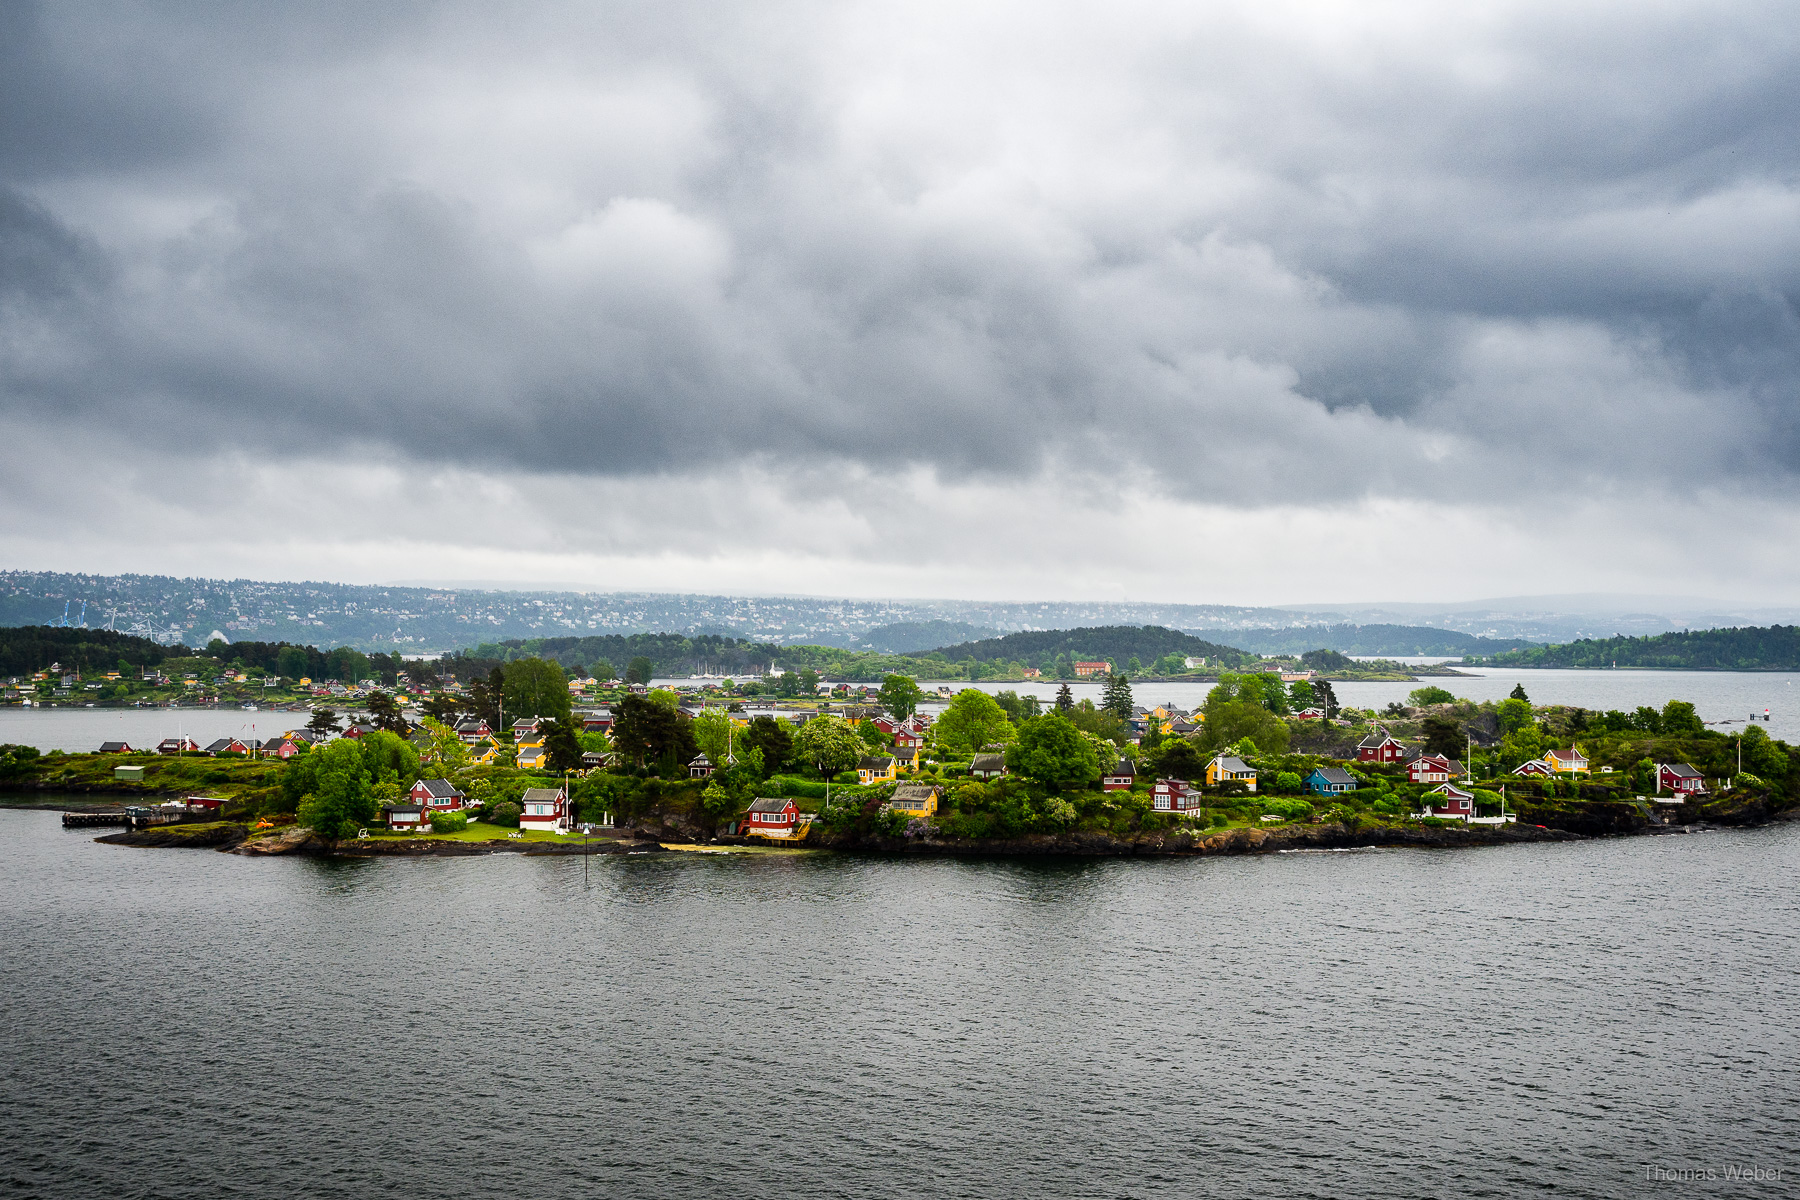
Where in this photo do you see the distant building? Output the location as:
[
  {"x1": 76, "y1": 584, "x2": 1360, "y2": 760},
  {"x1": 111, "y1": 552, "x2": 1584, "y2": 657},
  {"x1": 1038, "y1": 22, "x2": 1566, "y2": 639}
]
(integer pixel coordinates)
[
  {"x1": 1356, "y1": 730, "x2": 1408, "y2": 764},
  {"x1": 1546, "y1": 746, "x2": 1588, "y2": 773},
  {"x1": 1073, "y1": 661, "x2": 1111, "y2": 677},
  {"x1": 1658, "y1": 762, "x2": 1707, "y2": 796}
]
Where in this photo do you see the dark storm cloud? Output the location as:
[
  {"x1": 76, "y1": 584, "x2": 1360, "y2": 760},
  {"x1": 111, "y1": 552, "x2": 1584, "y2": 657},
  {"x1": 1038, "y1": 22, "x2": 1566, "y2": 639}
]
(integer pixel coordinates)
[{"x1": 3, "y1": 0, "x2": 1799, "y2": 503}]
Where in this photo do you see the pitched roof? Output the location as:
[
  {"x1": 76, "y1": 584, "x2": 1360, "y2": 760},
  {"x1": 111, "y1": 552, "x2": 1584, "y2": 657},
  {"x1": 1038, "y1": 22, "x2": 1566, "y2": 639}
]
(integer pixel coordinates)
[
  {"x1": 202, "y1": 738, "x2": 240, "y2": 754},
  {"x1": 1309, "y1": 767, "x2": 1357, "y2": 785},
  {"x1": 98, "y1": 741, "x2": 132, "y2": 753},
  {"x1": 415, "y1": 778, "x2": 463, "y2": 798},
  {"x1": 1430, "y1": 783, "x2": 1475, "y2": 800},
  {"x1": 520, "y1": 787, "x2": 564, "y2": 802},
  {"x1": 1108, "y1": 757, "x2": 1136, "y2": 775},
  {"x1": 1212, "y1": 756, "x2": 1253, "y2": 774},
  {"x1": 1358, "y1": 729, "x2": 1399, "y2": 748},
  {"x1": 1662, "y1": 762, "x2": 1704, "y2": 779},
  {"x1": 382, "y1": 802, "x2": 426, "y2": 815},
  {"x1": 970, "y1": 753, "x2": 1005, "y2": 772},
  {"x1": 891, "y1": 783, "x2": 942, "y2": 804},
  {"x1": 748, "y1": 796, "x2": 795, "y2": 814}
]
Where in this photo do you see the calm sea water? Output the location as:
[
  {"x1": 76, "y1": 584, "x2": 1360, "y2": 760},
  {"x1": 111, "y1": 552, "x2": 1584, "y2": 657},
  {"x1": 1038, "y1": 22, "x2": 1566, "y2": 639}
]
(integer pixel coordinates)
[{"x1": 4, "y1": 807, "x2": 1797, "y2": 1199}]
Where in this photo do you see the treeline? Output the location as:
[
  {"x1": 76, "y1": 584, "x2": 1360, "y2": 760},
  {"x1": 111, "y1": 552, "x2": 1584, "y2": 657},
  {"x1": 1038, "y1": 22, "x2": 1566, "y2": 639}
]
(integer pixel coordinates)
[
  {"x1": 448, "y1": 633, "x2": 781, "y2": 679},
  {"x1": 0, "y1": 626, "x2": 176, "y2": 675},
  {"x1": 916, "y1": 625, "x2": 1255, "y2": 670},
  {"x1": 209, "y1": 639, "x2": 404, "y2": 683},
  {"x1": 1475, "y1": 625, "x2": 1800, "y2": 671},
  {"x1": 1214, "y1": 623, "x2": 1536, "y2": 658}
]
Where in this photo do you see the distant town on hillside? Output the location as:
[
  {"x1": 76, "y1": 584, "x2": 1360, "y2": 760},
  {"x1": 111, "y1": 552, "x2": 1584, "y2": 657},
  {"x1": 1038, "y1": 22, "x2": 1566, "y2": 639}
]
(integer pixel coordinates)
[{"x1": 3, "y1": 570, "x2": 1796, "y2": 657}]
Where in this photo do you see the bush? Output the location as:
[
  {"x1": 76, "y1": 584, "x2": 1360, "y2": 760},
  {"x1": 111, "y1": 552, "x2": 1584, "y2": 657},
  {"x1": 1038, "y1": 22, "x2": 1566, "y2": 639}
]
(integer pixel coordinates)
[
  {"x1": 1273, "y1": 771, "x2": 1302, "y2": 794},
  {"x1": 1261, "y1": 796, "x2": 1313, "y2": 820},
  {"x1": 429, "y1": 810, "x2": 469, "y2": 833},
  {"x1": 488, "y1": 801, "x2": 522, "y2": 828}
]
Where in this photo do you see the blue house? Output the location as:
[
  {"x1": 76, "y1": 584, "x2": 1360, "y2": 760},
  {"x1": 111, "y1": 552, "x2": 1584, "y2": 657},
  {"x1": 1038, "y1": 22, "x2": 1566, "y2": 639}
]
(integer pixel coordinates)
[{"x1": 1306, "y1": 767, "x2": 1359, "y2": 796}]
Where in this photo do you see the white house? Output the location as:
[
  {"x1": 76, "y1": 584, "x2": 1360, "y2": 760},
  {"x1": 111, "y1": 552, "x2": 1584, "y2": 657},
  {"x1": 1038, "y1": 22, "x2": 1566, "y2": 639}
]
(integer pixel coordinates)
[{"x1": 519, "y1": 786, "x2": 570, "y2": 834}]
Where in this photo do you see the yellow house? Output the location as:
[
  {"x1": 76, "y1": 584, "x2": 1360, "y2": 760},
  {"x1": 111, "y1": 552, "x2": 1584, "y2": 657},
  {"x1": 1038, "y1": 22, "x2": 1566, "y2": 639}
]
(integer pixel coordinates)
[
  {"x1": 470, "y1": 737, "x2": 502, "y2": 765},
  {"x1": 886, "y1": 783, "x2": 941, "y2": 820},
  {"x1": 1545, "y1": 745, "x2": 1588, "y2": 773},
  {"x1": 890, "y1": 743, "x2": 922, "y2": 771},
  {"x1": 857, "y1": 754, "x2": 897, "y2": 785},
  {"x1": 516, "y1": 744, "x2": 549, "y2": 770},
  {"x1": 1205, "y1": 754, "x2": 1258, "y2": 791},
  {"x1": 298, "y1": 677, "x2": 312, "y2": 687}
]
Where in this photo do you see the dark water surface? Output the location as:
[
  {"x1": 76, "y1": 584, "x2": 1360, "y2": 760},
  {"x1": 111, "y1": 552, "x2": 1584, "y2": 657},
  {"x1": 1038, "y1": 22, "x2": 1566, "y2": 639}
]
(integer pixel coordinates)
[{"x1": 4, "y1": 809, "x2": 1798, "y2": 1199}]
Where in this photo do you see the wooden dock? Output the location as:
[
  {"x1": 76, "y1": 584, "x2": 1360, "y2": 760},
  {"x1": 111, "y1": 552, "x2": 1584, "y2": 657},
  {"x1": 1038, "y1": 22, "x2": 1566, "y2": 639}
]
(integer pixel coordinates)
[{"x1": 62, "y1": 811, "x2": 128, "y2": 828}]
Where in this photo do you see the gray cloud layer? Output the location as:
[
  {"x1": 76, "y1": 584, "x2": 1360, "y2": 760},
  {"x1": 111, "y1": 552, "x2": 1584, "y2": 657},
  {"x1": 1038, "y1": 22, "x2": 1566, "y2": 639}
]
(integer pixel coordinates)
[{"x1": 3, "y1": 0, "x2": 1798, "y2": 521}]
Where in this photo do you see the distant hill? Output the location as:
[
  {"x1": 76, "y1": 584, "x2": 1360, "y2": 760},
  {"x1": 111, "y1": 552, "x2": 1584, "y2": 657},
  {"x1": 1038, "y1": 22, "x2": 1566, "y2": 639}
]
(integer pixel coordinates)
[
  {"x1": 1472, "y1": 624, "x2": 1800, "y2": 670},
  {"x1": 859, "y1": 620, "x2": 999, "y2": 654},
  {"x1": 1202, "y1": 623, "x2": 1537, "y2": 658},
  {"x1": 911, "y1": 625, "x2": 1254, "y2": 669}
]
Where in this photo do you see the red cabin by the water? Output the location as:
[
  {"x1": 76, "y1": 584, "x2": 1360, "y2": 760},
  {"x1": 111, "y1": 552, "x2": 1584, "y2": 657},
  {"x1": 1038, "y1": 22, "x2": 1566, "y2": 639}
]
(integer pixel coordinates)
[
  {"x1": 1658, "y1": 762, "x2": 1707, "y2": 796},
  {"x1": 742, "y1": 796, "x2": 799, "y2": 835},
  {"x1": 1357, "y1": 730, "x2": 1407, "y2": 763}
]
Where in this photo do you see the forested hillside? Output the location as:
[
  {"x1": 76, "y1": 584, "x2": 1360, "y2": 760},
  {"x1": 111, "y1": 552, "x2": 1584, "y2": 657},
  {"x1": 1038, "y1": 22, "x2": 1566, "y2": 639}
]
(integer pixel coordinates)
[
  {"x1": 0, "y1": 626, "x2": 177, "y2": 675},
  {"x1": 1210, "y1": 623, "x2": 1535, "y2": 657},
  {"x1": 919, "y1": 625, "x2": 1254, "y2": 670},
  {"x1": 1473, "y1": 625, "x2": 1800, "y2": 670}
]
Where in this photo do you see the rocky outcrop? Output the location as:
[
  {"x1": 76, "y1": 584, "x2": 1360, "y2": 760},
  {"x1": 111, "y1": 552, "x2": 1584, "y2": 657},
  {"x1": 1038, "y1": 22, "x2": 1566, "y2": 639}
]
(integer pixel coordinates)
[
  {"x1": 235, "y1": 825, "x2": 331, "y2": 855},
  {"x1": 810, "y1": 818, "x2": 1578, "y2": 858},
  {"x1": 97, "y1": 821, "x2": 249, "y2": 851}
]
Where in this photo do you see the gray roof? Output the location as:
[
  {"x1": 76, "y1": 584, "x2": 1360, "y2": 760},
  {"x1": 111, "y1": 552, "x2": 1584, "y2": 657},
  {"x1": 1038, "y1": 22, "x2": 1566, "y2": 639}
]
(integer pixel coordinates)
[
  {"x1": 1662, "y1": 762, "x2": 1704, "y2": 779},
  {"x1": 748, "y1": 796, "x2": 794, "y2": 813},
  {"x1": 859, "y1": 755, "x2": 894, "y2": 770},
  {"x1": 1309, "y1": 767, "x2": 1358, "y2": 785},
  {"x1": 970, "y1": 753, "x2": 1006, "y2": 772},
  {"x1": 1212, "y1": 756, "x2": 1254, "y2": 774},
  {"x1": 1109, "y1": 757, "x2": 1136, "y2": 775},
  {"x1": 1358, "y1": 730, "x2": 1396, "y2": 747},
  {"x1": 382, "y1": 802, "x2": 425, "y2": 815},
  {"x1": 520, "y1": 787, "x2": 564, "y2": 802},
  {"x1": 416, "y1": 778, "x2": 463, "y2": 798},
  {"x1": 891, "y1": 783, "x2": 942, "y2": 803}
]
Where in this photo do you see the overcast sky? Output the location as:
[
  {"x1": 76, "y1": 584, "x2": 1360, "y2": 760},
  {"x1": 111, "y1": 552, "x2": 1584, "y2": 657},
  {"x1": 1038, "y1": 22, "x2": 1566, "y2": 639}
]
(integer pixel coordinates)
[{"x1": 2, "y1": 0, "x2": 1797, "y2": 605}]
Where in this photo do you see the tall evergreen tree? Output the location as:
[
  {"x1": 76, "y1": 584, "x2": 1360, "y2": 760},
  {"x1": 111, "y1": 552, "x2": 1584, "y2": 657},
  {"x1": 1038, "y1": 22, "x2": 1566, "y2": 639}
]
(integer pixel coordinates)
[
  {"x1": 1509, "y1": 683, "x2": 1529, "y2": 701},
  {"x1": 1054, "y1": 682, "x2": 1074, "y2": 711},
  {"x1": 1101, "y1": 673, "x2": 1134, "y2": 718}
]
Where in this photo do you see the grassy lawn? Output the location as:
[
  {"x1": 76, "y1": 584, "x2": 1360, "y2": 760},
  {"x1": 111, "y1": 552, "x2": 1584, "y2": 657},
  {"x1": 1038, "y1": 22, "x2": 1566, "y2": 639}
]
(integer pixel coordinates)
[{"x1": 361, "y1": 820, "x2": 602, "y2": 844}]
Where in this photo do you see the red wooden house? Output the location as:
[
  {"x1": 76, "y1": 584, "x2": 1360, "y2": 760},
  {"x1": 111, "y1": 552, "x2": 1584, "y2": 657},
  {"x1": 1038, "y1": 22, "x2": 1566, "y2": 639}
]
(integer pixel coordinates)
[
  {"x1": 1405, "y1": 754, "x2": 1462, "y2": 784},
  {"x1": 519, "y1": 786, "x2": 571, "y2": 834},
  {"x1": 156, "y1": 736, "x2": 201, "y2": 756},
  {"x1": 1357, "y1": 730, "x2": 1407, "y2": 763},
  {"x1": 1102, "y1": 757, "x2": 1136, "y2": 792},
  {"x1": 409, "y1": 778, "x2": 467, "y2": 810},
  {"x1": 743, "y1": 796, "x2": 799, "y2": 837},
  {"x1": 1658, "y1": 763, "x2": 1707, "y2": 796},
  {"x1": 1151, "y1": 778, "x2": 1202, "y2": 813},
  {"x1": 1422, "y1": 783, "x2": 1476, "y2": 821}
]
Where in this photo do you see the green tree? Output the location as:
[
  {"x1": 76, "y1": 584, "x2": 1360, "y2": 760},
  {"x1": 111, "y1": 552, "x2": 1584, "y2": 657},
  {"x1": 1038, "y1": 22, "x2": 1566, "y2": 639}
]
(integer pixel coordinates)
[
  {"x1": 356, "y1": 730, "x2": 420, "y2": 786},
  {"x1": 1101, "y1": 673, "x2": 1134, "y2": 719},
  {"x1": 1497, "y1": 697, "x2": 1534, "y2": 735},
  {"x1": 742, "y1": 715, "x2": 793, "y2": 776},
  {"x1": 1195, "y1": 699, "x2": 1290, "y2": 756},
  {"x1": 1740, "y1": 725, "x2": 1790, "y2": 780},
  {"x1": 1149, "y1": 738, "x2": 1206, "y2": 781},
  {"x1": 418, "y1": 716, "x2": 472, "y2": 774},
  {"x1": 794, "y1": 714, "x2": 863, "y2": 777},
  {"x1": 1066, "y1": 699, "x2": 1128, "y2": 746},
  {"x1": 626, "y1": 656, "x2": 655, "y2": 685},
  {"x1": 1313, "y1": 678, "x2": 1340, "y2": 719},
  {"x1": 879, "y1": 674, "x2": 925, "y2": 723},
  {"x1": 1054, "y1": 682, "x2": 1074, "y2": 711},
  {"x1": 611, "y1": 693, "x2": 698, "y2": 771},
  {"x1": 798, "y1": 668, "x2": 821, "y2": 694},
  {"x1": 306, "y1": 707, "x2": 341, "y2": 739},
  {"x1": 591, "y1": 658, "x2": 617, "y2": 682},
  {"x1": 1422, "y1": 717, "x2": 1463, "y2": 759},
  {"x1": 1273, "y1": 771, "x2": 1303, "y2": 794},
  {"x1": 1127, "y1": 656, "x2": 1143, "y2": 676},
  {"x1": 1006, "y1": 712, "x2": 1100, "y2": 792},
  {"x1": 277, "y1": 645, "x2": 309, "y2": 680},
  {"x1": 774, "y1": 671, "x2": 802, "y2": 698},
  {"x1": 541, "y1": 716, "x2": 585, "y2": 773},
  {"x1": 422, "y1": 692, "x2": 462, "y2": 723},
  {"x1": 503, "y1": 657, "x2": 573, "y2": 723},
  {"x1": 933, "y1": 689, "x2": 1017, "y2": 755},
  {"x1": 1409, "y1": 686, "x2": 1456, "y2": 707},
  {"x1": 296, "y1": 738, "x2": 376, "y2": 839},
  {"x1": 1660, "y1": 700, "x2": 1704, "y2": 737},
  {"x1": 1287, "y1": 680, "x2": 1317, "y2": 709},
  {"x1": 366, "y1": 689, "x2": 408, "y2": 734},
  {"x1": 693, "y1": 707, "x2": 735, "y2": 766},
  {"x1": 992, "y1": 690, "x2": 1042, "y2": 723},
  {"x1": 1509, "y1": 683, "x2": 1529, "y2": 701}
]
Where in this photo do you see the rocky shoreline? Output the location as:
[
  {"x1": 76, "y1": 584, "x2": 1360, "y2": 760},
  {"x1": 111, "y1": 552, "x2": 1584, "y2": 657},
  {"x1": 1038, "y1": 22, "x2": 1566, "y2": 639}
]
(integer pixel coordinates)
[{"x1": 73, "y1": 793, "x2": 1799, "y2": 861}]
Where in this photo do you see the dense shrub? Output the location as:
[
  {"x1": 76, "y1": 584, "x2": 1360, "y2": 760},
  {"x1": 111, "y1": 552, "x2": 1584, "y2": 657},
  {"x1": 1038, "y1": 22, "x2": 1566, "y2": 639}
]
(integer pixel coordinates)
[
  {"x1": 429, "y1": 810, "x2": 469, "y2": 833},
  {"x1": 488, "y1": 801, "x2": 522, "y2": 828}
]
